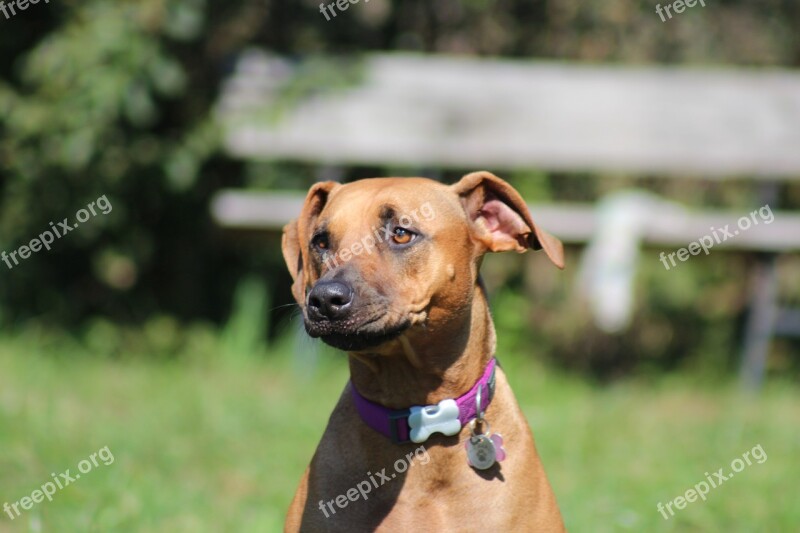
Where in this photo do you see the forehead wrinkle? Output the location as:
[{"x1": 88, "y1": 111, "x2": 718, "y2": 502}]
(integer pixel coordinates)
[
  {"x1": 317, "y1": 178, "x2": 462, "y2": 237},
  {"x1": 335, "y1": 178, "x2": 441, "y2": 208},
  {"x1": 321, "y1": 192, "x2": 384, "y2": 243},
  {"x1": 378, "y1": 203, "x2": 399, "y2": 222}
]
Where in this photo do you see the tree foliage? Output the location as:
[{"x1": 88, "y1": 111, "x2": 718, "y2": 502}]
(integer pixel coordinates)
[{"x1": 0, "y1": 0, "x2": 797, "y2": 373}]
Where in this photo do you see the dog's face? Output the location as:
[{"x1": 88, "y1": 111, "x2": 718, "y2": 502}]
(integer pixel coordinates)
[{"x1": 282, "y1": 172, "x2": 564, "y2": 353}]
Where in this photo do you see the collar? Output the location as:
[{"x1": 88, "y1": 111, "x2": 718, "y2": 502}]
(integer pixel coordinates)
[{"x1": 350, "y1": 358, "x2": 497, "y2": 444}]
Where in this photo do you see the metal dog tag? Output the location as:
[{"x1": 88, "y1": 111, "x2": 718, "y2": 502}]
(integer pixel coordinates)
[
  {"x1": 466, "y1": 434, "x2": 497, "y2": 470},
  {"x1": 465, "y1": 385, "x2": 507, "y2": 470}
]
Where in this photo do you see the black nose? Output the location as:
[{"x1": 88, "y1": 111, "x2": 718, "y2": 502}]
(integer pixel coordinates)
[{"x1": 307, "y1": 281, "x2": 354, "y2": 321}]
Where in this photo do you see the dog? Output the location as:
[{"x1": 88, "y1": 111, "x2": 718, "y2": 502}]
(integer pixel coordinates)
[{"x1": 282, "y1": 171, "x2": 566, "y2": 532}]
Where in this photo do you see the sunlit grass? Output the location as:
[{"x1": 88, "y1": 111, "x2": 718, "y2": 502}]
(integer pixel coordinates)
[{"x1": 0, "y1": 335, "x2": 797, "y2": 532}]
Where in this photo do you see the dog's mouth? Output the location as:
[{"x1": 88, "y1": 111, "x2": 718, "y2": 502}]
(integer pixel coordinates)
[{"x1": 304, "y1": 314, "x2": 412, "y2": 351}]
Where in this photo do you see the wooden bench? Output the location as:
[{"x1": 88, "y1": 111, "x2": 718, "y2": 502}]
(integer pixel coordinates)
[{"x1": 213, "y1": 52, "x2": 800, "y2": 388}]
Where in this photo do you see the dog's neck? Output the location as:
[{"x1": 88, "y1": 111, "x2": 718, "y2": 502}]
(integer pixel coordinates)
[{"x1": 348, "y1": 285, "x2": 495, "y2": 409}]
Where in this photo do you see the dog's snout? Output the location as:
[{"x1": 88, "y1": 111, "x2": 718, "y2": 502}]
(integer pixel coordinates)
[{"x1": 307, "y1": 281, "x2": 354, "y2": 320}]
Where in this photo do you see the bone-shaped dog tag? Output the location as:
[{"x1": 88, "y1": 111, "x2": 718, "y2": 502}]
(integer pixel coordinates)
[{"x1": 408, "y1": 399, "x2": 461, "y2": 443}]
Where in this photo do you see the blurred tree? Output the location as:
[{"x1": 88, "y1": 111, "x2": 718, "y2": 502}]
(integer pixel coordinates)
[{"x1": 0, "y1": 0, "x2": 253, "y2": 327}]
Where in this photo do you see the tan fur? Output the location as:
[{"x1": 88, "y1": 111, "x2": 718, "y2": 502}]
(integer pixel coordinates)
[{"x1": 282, "y1": 172, "x2": 566, "y2": 532}]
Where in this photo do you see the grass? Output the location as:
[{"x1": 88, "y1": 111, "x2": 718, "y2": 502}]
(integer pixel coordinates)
[{"x1": 0, "y1": 334, "x2": 798, "y2": 532}]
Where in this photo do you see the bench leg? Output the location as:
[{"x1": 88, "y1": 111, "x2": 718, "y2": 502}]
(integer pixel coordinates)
[{"x1": 739, "y1": 255, "x2": 778, "y2": 391}]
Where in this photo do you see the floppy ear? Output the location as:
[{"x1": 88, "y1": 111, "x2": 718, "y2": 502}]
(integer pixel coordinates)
[
  {"x1": 282, "y1": 181, "x2": 340, "y2": 303},
  {"x1": 451, "y1": 171, "x2": 565, "y2": 269}
]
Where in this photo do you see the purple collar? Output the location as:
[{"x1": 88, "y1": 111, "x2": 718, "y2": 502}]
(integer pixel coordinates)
[{"x1": 350, "y1": 358, "x2": 497, "y2": 444}]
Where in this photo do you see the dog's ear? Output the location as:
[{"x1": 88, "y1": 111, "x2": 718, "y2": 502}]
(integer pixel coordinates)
[
  {"x1": 452, "y1": 171, "x2": 564, "y2": 269},
  {"x1": 282, "y1": 181, "x2": 340, "y2": 303}
]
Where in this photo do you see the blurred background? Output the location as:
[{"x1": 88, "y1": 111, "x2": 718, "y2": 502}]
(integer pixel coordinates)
[{"x1": 1, "y1": 0, "x2": 799, "y2": 531}]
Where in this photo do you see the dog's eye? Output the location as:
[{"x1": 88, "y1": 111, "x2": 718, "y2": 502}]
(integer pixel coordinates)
[
  {"x1": 392, "y1": 227, "x2": 415, "y2": 245},
  {"x1": 312, "y1": 233, "x2": 329, "y2": 250}
]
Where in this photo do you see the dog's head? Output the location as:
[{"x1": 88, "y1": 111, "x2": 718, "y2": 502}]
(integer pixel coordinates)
[{"x1": 282, "y1": 171, "x2": 564, "y2": 352}]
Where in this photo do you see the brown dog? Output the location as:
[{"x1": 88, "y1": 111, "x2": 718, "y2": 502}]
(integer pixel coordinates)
[{"x1": 282, "y1": 171, "x2": 566, "y2": 532}]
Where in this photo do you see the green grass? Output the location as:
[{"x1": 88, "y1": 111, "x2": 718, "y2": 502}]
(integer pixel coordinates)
[{"x1": 1, "y1": 336, "x2": 798, "y2": 532}]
